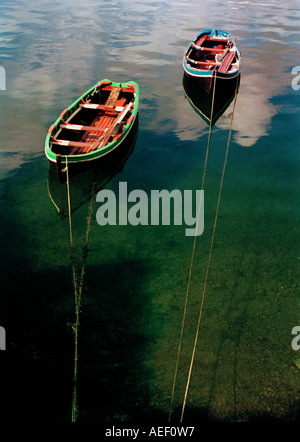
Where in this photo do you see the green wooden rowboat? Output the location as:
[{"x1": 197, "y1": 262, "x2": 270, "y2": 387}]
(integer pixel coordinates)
[{"x1": 45, "y1": 79, "x2": 139, "y2": 172}]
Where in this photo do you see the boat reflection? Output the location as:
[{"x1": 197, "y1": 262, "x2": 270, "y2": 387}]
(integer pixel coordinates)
[
  {"x1": 183, "y1": 73, "x2": 240, "y2": 126},
  {"x1": 47, "y1": 115, "x2": 139, "y2": 218}
]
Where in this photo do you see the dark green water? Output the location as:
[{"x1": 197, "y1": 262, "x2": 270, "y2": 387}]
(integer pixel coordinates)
[{"x1": 0, "y1": 0, "x2": 299, "y2": 423}]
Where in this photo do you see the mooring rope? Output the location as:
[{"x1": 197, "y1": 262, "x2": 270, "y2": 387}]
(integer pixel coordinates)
[
  {"x1": 65, "y1": 158, "x2": 73, "y2": 248},
  {"x1": 179, "y1": 79, "x2": 239, "y2": 422},
  {"x1": 63, "y1": 159, "x2": 97, "y2": 422},
  {"x1": 168, "y1": 71, "x2": 217, "y2": 422}
]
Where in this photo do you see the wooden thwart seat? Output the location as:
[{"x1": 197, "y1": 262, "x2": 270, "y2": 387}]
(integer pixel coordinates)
[
  {"x1": 79, "y1": 102, "x2": 118, "y2": 112},
  {"x1": 50, "y1": 136, "x2": 111, "y2": 155},
  {"x1": 193, "y1": 34, "x2": 208, "y2": 48},
  {"x1": 218, "y1": 51, "x2": 235, "y2": 73},
  {"x1": 79, "y1": 88, "x2": 126, "y2": 112},
  {"x1": 105, "y1": 87, "x2": 121, "y2": 107},
  {"x1": 60, "y1": 121, "x2": 112, "y2": 132},
  {"x1": 50, "y1": 137, "x2": 96, "y2": 149}
]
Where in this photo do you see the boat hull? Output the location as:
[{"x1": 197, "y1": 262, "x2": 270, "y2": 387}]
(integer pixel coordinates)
[
  {"x1": 45, "y1": 79, "x2": 139, "y2": 167},
  {"x1": 183, "y1": 69, "x2": 240, "y2": 94},
  {"x1": 183, "y1": 73, "x2": 240, "y2": 125}
]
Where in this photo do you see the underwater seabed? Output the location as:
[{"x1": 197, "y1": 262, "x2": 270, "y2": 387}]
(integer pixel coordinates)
[{"x1": 0, "y1": 113, "x2": 299, "y2": 422}]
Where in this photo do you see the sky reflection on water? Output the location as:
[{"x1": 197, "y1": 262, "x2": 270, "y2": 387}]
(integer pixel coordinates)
[{"x1": 0, "y1": 0, "x2": 299, "y2": 175}]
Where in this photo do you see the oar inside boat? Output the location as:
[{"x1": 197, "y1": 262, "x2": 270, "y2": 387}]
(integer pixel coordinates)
[{"x1": 87, "y1": 100, "x2": 134, "y2": 152}]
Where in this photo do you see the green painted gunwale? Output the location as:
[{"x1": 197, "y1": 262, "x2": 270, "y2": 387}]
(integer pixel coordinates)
[{"x1": 45, "y1": 79, "x2": 139, "y2": 164}]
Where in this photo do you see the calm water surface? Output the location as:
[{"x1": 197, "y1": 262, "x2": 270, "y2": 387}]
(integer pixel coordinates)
[{"x1": 0, "y1": 0, "x2": 299, "y2": 422}]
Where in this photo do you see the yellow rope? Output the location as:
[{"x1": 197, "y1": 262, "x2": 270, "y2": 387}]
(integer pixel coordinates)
[
  {"x1": 63, "y1": 159, "x2": 79, "y2": 422},
  {"x1": 63, "y1": 158, "x2": 97, "y2": 423},
  {"x1": 64, "y1": 158, "x2": 80, "y2": 422},
  {"x1": 65, "y1": 158, "x2": 73, "y2": 248},
  {"x1": 180, "y1": 79, "x2": 239, "y2": 422},
  {"x1": 168, "y1": 72, "x2": 217, "y2": 422}
]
